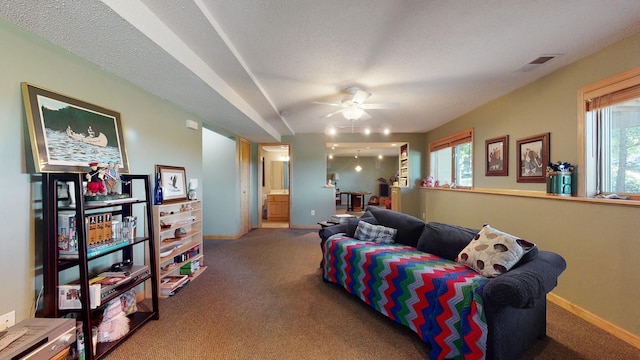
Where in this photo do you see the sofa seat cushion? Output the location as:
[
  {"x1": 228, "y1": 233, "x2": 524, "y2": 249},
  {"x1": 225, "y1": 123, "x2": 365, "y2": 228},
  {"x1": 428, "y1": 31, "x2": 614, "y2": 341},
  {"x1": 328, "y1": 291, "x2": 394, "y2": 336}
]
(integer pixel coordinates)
[
  {"x1": 457, "y1": 224, "x2": 536, "y2": 277},
  {"x1": 417, "y1": 222, "x2": 478, "y2": 261},
  {"x1": 366, "y1": 206, "x2": 425, "y2": 247},
  {"x1": 323, "y1": 235, "x2": 489, "y2": 359}
]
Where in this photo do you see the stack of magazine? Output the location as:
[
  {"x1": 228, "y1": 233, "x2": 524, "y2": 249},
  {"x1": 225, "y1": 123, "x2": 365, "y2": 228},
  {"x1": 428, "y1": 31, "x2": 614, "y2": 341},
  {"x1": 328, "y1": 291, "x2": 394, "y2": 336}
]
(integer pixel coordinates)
[{"x1": 160, "y1": 275, "x2": 189, "y2": 297}]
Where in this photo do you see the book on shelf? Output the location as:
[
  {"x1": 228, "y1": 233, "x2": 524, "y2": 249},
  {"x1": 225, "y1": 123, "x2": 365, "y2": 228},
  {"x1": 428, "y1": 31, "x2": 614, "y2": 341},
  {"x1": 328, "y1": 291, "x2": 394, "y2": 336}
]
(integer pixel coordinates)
[
  {"x1": 104, "y1": 212, "x2": 113, "y2": 240},
  {"x1": 58, "y1": 283, "x2": 101, "y2": 310},
  {"x1": 59, "y1": 239, "x2": 130, "y2": 260},
  {"x1": 90, "y1": 275, "x2": 132, "y2": 286},
  {"x1": 87, "y1": 239, "x2": 129, "y2": 258},
  {"x1": 57, "y1": 212, "x2": 77, "y2": 253},
  {"x1": 160, "y1": 275, "x2": 189, "y2": 296},
  {"x1": 86, "y1": 215, "x2": 98, "y2": 245}
]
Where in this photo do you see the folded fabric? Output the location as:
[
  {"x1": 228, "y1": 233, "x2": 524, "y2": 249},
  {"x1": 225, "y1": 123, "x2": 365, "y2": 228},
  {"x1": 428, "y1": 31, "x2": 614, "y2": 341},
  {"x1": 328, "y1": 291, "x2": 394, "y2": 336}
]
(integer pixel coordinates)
[{"x1": 354, "y1": 221, "x2": 397, "y2": 244}]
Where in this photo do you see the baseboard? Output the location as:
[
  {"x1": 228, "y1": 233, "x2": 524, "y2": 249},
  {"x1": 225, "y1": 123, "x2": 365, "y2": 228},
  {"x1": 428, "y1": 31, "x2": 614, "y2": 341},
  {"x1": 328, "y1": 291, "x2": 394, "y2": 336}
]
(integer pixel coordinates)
[
  {"x1": 290, "y1": 225, "x2": 320, "y2": 230},
  {"x1": 548, "y1": 292, "x2": 640, "y2": 349},
  {"x1": 203, "y1": 234, "x2": 241, "y2": 240}
]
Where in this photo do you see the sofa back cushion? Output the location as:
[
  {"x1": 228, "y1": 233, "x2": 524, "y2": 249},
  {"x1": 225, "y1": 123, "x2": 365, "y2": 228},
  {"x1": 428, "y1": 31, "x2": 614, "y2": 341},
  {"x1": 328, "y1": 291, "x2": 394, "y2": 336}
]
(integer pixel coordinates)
[
  {"x1": 416, "y1": 222, "x2": 478, "y2": 261},
  {"x1": 366, "y1": 206, "x2": 425, "y2": 247}
]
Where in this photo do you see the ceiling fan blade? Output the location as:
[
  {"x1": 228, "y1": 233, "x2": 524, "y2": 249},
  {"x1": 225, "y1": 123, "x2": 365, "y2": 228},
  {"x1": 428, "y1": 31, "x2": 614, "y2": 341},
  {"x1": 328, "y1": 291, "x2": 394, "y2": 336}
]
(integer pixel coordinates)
[
  {"x1": 359, "y1": 111, "x2": 372, "y2": 120},
  {"x1": 323, "y1": 108, "x2": 346, "y2": 118},
  {"x1": 312, "y1": 101, "x2": 344, "y2": 107},
  {"x1": 350, "y1": 89, "x2": 371, "y2": 104},
  {"x1": 360, "y1": 103, "x2": 399, "y2": 110}
]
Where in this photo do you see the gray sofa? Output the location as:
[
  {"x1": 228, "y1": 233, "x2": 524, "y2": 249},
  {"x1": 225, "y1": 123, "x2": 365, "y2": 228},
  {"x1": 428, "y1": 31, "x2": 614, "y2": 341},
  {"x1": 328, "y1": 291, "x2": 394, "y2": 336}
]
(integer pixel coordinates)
[{"x1": 319, "y1": 206, "x2": 566, "y2": 360}]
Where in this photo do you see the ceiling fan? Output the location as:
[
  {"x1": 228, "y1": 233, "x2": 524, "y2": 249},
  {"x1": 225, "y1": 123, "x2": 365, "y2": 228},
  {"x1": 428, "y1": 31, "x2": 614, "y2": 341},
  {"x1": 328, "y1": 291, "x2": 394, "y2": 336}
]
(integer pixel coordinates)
[{"x1": 313, "y1": 87, "x2": 398, "y2": 121}]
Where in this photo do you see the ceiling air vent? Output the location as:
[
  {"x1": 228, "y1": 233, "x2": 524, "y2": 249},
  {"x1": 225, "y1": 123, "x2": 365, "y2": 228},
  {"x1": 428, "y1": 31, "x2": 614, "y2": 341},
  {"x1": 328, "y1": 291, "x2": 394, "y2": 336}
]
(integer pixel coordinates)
[{"x1": 515, "y1": 54, "x2": 561, "y2": 72}]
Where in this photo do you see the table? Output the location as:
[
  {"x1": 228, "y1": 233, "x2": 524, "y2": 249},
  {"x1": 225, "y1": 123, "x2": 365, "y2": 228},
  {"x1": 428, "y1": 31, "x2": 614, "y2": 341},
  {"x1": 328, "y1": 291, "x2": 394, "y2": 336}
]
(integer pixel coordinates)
[
  {"x1": 318, "y1": 220, "x2": 339, "y2": 228},
  {"x1": 335, "y1": 191, "x2": 348, "y2": 205},
  {"x1": 342, "y1": 191, "x2": 371, "y2": 212}
]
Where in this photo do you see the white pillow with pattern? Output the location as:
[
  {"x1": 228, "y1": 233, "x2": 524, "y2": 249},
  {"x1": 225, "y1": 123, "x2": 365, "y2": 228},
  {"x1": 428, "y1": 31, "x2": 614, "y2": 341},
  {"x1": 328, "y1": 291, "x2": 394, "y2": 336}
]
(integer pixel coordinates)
[{"x1": 456, "y1": 224, "x2": 536, "y2": 277}]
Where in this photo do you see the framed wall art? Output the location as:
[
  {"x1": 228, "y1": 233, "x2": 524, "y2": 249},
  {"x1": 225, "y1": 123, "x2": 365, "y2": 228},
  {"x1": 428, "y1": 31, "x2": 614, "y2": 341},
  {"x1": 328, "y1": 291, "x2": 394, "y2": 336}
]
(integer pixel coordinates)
[
  {"x1": 21, "y1": 82, "x2": 129, "y2": 173},
  {"x1": 516, "y1": 133, "x2": 550, "y2": 183},
  {"x1": 156, "y1": 165, "x2": 187, "y2": 202},
  {"x1": 485, "y1": 135, "x2": 508, "y2": 176}
]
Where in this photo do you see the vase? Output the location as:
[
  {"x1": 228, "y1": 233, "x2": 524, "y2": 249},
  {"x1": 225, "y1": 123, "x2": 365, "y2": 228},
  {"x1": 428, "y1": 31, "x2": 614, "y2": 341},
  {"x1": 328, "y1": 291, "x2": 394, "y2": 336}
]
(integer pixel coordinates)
[{"x1": 154, "y1": 173, "x2": 163, "y2": 205}]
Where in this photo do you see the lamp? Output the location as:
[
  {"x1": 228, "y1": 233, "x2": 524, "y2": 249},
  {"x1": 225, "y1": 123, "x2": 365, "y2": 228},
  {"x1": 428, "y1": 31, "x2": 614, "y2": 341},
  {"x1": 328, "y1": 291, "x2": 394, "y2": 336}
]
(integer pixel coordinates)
[
  {"x1": 332, "y1": 172, "x2": 340, "y2": 186},
  {"x1": 342, "y1": 106, "x2": 364, "y2": 120},
  {"x1": 355, "y1": 151, "x2": 362, "y2": 172}
]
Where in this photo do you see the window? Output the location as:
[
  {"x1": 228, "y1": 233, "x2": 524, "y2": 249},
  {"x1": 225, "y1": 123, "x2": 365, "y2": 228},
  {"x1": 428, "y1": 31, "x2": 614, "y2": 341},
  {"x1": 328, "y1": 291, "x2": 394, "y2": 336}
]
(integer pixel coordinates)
[
  {"x1": 579, "y1": 67, "x2": 640, "y2": 197},
  {"x1": 429, "y1": 128, "x2": 473, "y2": 188}
]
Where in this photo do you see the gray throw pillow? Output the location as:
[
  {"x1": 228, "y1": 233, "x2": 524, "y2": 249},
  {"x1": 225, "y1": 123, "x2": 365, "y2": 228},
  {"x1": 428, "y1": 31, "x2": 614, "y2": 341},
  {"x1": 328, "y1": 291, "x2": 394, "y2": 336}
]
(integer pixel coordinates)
[
  {"x1": 345, "y1": 212, "x2": 377, "y2": 238},
  {"x1": 354, "y1": 221, "x2": 397, "y2": 244}
]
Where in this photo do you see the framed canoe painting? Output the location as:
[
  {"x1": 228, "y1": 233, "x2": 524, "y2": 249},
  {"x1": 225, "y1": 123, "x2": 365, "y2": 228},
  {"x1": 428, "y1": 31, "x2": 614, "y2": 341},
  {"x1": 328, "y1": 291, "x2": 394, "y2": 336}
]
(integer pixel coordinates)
[{"x1": 21, "y1": 82, "x2": 129, "y2": 173}]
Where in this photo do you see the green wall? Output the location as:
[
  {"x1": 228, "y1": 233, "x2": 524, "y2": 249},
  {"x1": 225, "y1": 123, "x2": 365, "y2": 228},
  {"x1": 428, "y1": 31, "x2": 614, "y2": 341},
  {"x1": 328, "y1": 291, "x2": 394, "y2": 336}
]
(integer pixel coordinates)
[
  {"x1": 327, "y1": 155, "x2": 399, "y2": 196},
  {"x1": 423, "y1": 32, "x2": 640, "y2": 337},
  {"x1": 202, "y1": 127, "x2": 239, "y2": 236},
  {"x1": 285, "y1": 132, "x2": 427, "y2": 227},
  {"x1": 0, "y1": 18, "x2": 206, "y2": 322}
]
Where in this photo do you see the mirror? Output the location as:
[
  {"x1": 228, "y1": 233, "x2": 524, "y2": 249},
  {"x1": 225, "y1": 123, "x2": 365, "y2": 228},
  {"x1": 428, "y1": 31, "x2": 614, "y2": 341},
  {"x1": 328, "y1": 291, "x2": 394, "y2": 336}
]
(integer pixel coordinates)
[
  {"x1": 271, "y1": 160, "x2": 289, "y2": 190},
  {"x1": 261, "y1": 144, "x2": 290, "y2": 193}
]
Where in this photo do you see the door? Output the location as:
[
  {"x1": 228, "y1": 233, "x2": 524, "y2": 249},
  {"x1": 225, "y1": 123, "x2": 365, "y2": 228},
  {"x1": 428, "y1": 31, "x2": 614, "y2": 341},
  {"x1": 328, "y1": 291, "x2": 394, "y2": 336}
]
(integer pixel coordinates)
[{"x1": 240, "y1": 138, "x2": 251, "y2": 235}]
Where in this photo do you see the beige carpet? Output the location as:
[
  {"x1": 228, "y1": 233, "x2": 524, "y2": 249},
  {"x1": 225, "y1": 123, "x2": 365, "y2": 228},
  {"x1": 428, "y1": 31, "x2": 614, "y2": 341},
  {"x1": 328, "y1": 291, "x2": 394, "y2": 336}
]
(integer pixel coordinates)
[{"x1": 104, "y1": 229, "x2": 638, "y2": 359}]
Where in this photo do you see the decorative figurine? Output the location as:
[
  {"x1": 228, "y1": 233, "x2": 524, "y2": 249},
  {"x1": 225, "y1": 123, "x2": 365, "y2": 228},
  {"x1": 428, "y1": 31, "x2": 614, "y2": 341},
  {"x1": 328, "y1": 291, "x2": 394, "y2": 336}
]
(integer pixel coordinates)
[
  {"x1": 104, "y1": 161, "x2": 121, "y2": 195},
  {"x1": 423, "y1": 176, "x2": 435, "y2": 187},
  {"x1": 86, "y1": 161, "x2": 106, "y2": 195}
]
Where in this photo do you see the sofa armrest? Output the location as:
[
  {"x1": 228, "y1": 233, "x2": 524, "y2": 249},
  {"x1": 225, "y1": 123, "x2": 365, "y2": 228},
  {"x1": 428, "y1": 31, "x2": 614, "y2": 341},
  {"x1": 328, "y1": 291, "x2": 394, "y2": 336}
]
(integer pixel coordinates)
[
  {"x1": 482, "y1": 250, "x2": 566, "y2": 308},
  {"x1": 319, "y1": 223, "x2": 347, "y2": 242}
]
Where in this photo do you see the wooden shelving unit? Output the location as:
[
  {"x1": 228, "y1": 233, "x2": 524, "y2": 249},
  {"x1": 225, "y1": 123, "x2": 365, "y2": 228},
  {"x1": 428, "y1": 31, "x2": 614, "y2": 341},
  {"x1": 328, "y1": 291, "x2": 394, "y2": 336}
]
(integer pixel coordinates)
[
  {"x1": 152, "y1": 199, "x2": 206, "y2": 298},
  {"x1": 39, "y1": 173, "x2": 159, "y2": 360},
  {"x1": 399, "y1": 143, "x2": 409, "y2": 188}
]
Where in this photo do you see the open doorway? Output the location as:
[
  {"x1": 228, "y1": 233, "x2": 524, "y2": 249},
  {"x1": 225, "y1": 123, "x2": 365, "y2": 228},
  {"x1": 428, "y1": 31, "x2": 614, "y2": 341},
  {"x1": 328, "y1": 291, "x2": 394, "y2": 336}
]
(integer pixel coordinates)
[{"x1": 258, "y1": 144, "x2": 290, "y2": 228}]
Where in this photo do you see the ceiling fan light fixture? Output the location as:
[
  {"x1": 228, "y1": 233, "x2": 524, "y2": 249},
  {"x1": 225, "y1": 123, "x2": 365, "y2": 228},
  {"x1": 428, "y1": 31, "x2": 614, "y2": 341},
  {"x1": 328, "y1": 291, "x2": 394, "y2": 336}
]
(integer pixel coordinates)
[{"x1": 342, "y1": 106, "x2": 364, "y2": 120}]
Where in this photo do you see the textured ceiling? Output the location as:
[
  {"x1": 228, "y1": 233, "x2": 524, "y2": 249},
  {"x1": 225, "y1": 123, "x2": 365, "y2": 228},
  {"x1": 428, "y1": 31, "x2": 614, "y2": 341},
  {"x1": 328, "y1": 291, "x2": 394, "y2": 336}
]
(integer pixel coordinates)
[{"x1": 2, "y1": 0, "x2": 640, "y2": 147}]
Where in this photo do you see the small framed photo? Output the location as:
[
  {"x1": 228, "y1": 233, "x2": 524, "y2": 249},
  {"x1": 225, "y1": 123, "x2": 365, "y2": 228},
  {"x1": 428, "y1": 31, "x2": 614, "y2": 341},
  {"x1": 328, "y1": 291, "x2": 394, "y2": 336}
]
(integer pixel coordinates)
[
  {"x1": 156, "y1": 165, "x2": 187, "y2": 202},
  {"x1": 516, "y1": 133, "x2": 550, "y2": 183},
  {"x1": 485, "y1": 135, "x2": 508, "y2": 176}
]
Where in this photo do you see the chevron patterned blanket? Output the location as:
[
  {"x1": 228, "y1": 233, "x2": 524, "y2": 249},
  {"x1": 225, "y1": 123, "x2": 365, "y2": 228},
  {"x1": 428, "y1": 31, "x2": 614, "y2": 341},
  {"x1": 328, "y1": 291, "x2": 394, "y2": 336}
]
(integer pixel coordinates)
[{"x1": 323, "y1": 235, "x2": 489, "y2": 360}]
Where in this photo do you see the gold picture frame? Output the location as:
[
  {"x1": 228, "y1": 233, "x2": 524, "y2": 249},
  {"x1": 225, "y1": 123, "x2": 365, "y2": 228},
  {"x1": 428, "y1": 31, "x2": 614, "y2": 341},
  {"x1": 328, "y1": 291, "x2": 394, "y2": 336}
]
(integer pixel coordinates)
[{"x1": 21, "y1": 82, "x2": 129, "y2": 173}]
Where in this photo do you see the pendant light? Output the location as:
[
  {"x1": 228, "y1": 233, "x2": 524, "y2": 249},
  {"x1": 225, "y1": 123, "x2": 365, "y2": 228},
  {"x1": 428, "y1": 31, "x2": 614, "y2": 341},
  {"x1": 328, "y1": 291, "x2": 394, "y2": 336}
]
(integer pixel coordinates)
[{"x1": 355, "y1": 150, "x2": 362, "y2": 172}]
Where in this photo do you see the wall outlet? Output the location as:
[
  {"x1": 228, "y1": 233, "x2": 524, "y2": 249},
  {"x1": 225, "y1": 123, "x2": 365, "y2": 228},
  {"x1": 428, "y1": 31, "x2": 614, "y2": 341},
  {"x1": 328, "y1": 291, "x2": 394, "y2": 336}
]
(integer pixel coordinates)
[
  {"x1": 311, "y1": 210, "x2": 315, "y2": 216},
  {"x1": 0, "y1": 310, "x2": 15, "y2": 331}
]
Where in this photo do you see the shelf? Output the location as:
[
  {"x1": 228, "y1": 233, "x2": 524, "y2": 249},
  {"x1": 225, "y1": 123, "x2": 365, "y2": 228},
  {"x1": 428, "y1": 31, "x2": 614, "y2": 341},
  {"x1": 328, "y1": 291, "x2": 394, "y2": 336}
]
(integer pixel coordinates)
[
  {"x1": 94, "y1": 311, "x2": 158, "y2": 358},
  {"x1": 39, "y1": 173, "x2": 159, "y2": 360},
  {"x1": 152, "y1": 199, "x2": 204, "y2": 301}
]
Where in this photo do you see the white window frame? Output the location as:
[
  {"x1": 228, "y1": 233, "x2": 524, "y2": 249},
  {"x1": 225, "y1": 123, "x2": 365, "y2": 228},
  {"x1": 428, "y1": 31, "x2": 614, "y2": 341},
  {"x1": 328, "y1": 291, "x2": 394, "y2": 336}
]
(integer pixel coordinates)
[
  {"x1": 429, "y1": 128, "x2": 474, "y2": 188},
  {"x1": 578, "y1": 67, "x2": 640, "y2": 198}
]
